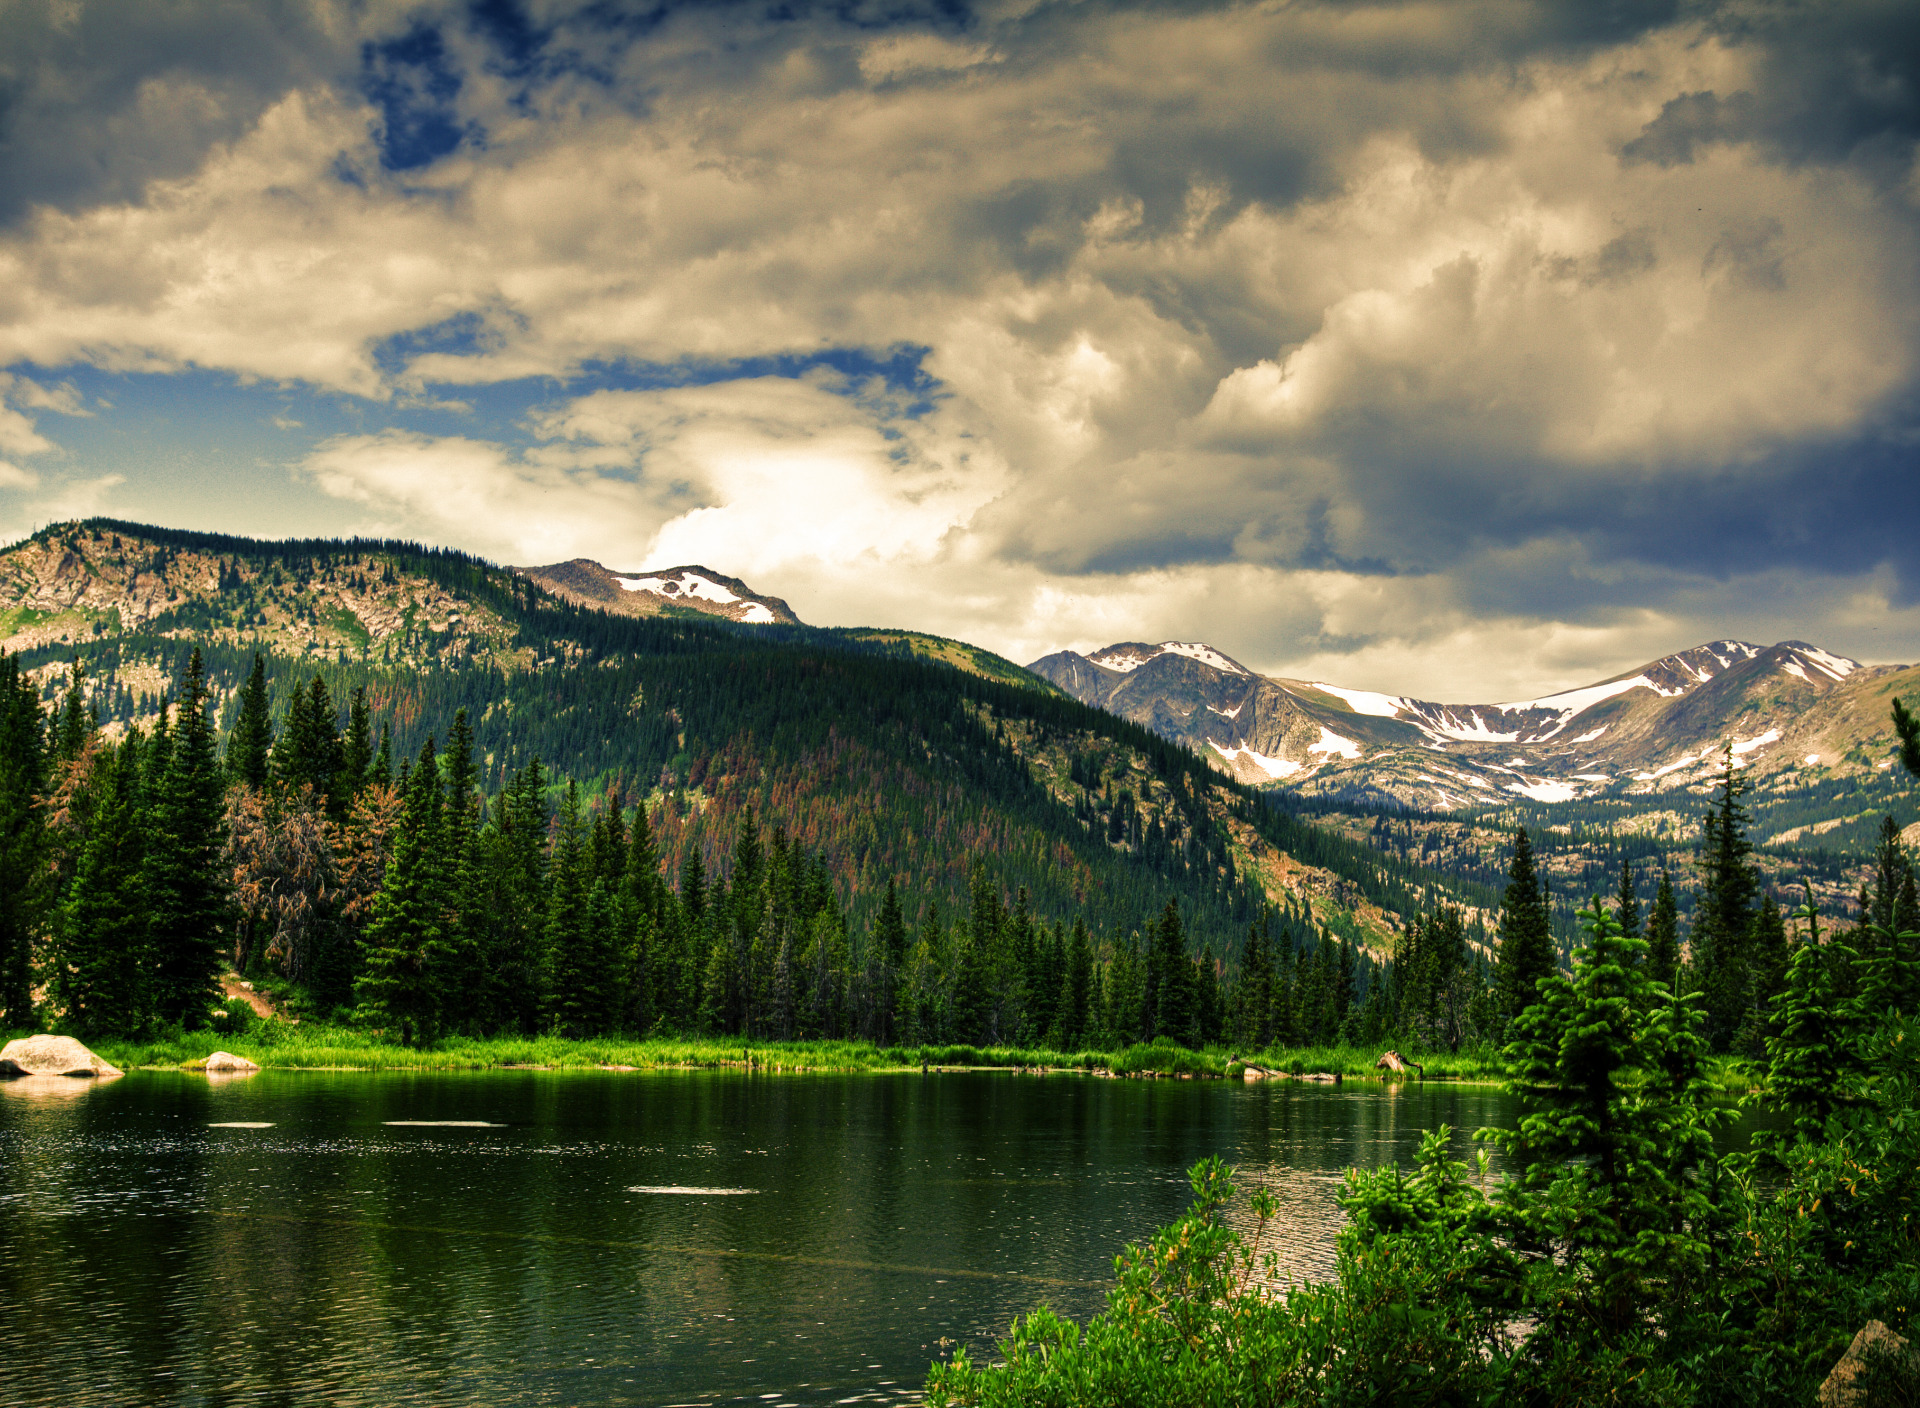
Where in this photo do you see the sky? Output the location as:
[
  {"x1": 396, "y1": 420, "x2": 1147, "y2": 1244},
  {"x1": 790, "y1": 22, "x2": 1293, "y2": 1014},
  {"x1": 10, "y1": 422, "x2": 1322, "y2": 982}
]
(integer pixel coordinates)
[{"x1": 1, "y1": 0, "x2": 1918, "y2": 702}]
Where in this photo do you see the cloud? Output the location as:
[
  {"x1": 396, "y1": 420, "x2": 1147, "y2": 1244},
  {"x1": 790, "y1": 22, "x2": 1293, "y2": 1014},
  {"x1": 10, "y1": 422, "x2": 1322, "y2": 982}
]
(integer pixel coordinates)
[
  {"x1": 2, "y1": 0, "x2": 1919, "y2": 693},
  {"x1": 303, "y1": 374, "x2": 1005, "y2": 580}
]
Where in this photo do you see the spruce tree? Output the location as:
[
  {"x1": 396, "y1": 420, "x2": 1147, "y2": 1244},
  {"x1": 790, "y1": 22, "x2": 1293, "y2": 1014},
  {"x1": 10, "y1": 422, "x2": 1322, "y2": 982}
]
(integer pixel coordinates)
[
  {"x1": 1064, "y1": 915, "x2": 1092, "y2": 1045},
  {"x1": 341, "y1": 686, "x2": 373, "y2": 799},
  {"x1": 1496, "y1": 827, "x2": 1556, "y2": 1020},
  {"x1": 1615, "y1": 860, "x2": 1641, "y2": 941},
  {"x1": 355, "y1": 737, "x2": 449, "y2": 1045},
  {"x1": 1645, "y1": 868, "x2": 1681, "y2": 995},
  {"x1": 1146, "y1": 900, "x2": 1197, "y2": 1045},
  {"x1": 0, "y1": 652, "x2": 48, "y2": 1027},
  {"x1": 1694, "y1": 743, "x2": 1759, "y2": 1050},
  {"x1": 226, "y1": 653, "x2": 273, "y2": 790},
  {"x1": 51, "y1": 735, "x2": 150, "y2": 1035},
  {"x1": 544, "y1": 780, "x2": 597, "y2": 1036},
  {"x1": 1764, "y1": 889, "x2": 1857, "y2": 1142},
  {"x1": 54, "y1": 660, "x2": 92, "y2": 765},
  {"x1": 144, "y1": 650, "x2": 230, "y2": 1027}
]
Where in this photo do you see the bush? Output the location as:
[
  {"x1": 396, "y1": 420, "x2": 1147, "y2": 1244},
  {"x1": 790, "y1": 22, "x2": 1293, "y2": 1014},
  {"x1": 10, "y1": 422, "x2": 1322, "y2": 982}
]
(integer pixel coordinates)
[{"x1": 208, "y1": 1003, "x2": 255, "y2": 1036}]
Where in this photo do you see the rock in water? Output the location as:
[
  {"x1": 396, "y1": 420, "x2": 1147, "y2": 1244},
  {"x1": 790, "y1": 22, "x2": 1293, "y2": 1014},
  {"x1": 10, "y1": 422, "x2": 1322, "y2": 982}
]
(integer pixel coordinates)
[
  {"x1": 202, "y1": 1052, "x2": 260, "y2": 1073},
  {"x1": 0, "y1": 1034, "x2": 124, "y2": 1078},
  {"x1": 1821, "y1": 1321, "x2": 1916, "y2": 1406}
]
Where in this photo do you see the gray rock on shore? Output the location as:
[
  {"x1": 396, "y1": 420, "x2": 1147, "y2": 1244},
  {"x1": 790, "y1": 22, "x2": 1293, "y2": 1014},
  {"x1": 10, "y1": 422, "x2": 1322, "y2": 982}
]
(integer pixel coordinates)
[
  {"x1": 202, "y1": 1052, "x2": 260, "y2": 1073},
  {"x1": 0, "y1": 1034, "x2": 124, "y2": 1078}
]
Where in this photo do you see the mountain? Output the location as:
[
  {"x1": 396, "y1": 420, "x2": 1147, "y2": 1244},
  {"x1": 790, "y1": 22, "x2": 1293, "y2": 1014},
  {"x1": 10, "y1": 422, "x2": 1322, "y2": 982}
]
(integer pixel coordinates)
[
  {"x1": 514, "y1": 559, "x2": 801, "y2": 625},
  {"x1": 0, "y1": 519, "x2": 1499, "y2": 960},
  {"x1": 1028, "y1": 637, "x2": 1920, "y2": 817}
]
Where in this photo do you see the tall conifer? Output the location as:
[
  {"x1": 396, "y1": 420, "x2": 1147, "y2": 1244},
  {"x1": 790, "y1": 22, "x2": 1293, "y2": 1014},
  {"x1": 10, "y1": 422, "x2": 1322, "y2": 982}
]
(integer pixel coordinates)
[
  {"x1": 144, "y1": 650, "x2": 229, "y2": 1026},
  {"x1": 226, "y1": 653, "x2": 273, "y2": 790},
  {"x1": 355, "y1": 737, "x2": 448, "y2": 1045},
  {"x1": 0, "y1": 652, "x2": 47, "y2": 1026},
  {"x1": 1496, "y1": 827, "x2": 1556, "y2": 1019}
]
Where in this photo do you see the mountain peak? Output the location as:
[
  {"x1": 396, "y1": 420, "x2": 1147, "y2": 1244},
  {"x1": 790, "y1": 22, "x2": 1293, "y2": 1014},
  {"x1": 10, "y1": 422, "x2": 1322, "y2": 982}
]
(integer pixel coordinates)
[
  {"x1": 1085, "y1": 640, "x2": 1252, "y2": 676},
  {"x1": 513, "y1": 559, "x2": 801, "y2": 626}
]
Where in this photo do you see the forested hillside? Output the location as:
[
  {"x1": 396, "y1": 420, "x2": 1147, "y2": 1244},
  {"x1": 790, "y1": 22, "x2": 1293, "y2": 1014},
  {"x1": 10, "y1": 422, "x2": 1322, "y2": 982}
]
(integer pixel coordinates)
[{"x1": 0, "y1": 519, "x2": 1519, "y2": 1046}]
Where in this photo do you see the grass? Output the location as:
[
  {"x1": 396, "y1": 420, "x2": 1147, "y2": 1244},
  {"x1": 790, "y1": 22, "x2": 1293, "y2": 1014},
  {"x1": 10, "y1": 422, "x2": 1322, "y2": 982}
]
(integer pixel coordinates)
[{"x1": 40, "y1": 1023, "x2": 1517, "y2": 1080}]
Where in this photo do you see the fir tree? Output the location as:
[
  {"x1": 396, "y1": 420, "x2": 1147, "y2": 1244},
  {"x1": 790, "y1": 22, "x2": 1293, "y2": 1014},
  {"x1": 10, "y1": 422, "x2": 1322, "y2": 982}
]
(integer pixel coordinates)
[
  {"x1": 341, "y1": 686, "x2": 373, "y2": 798},
  {"x1": 1645, "y1": 867, "x2": 1681, "y2": 996},
  {"x1": 0, "y1": 652, "x2": 48, "y2": 1027},
  {"x1": 226, "y1": 653, "x2": 273, "y2": 790},
  {"x1": 1694, "y1": 743, "x2": 1760, "y2": 1051},
  {"x1": 1494, "y1": 895, "x2": 1721, "y2": 1343},
  {"x1": 1496, "y1": 827, "x2": 1556, "y2": 1020},
  {"x1": 54, "y1": 659, "x2": 93, "y2": 765},
  {"x1": 51, "y1": 734, "x2": 150, "y2": 1035},
  {"x1": 545, "y1": 780, "x2": 598, "y2": 1036},
  {"x1": 355, "y1": 737, "x2": 449, "y2": 1045},
  {"x1": 144, "y1": 650, "x2": 230, "y2": 1027},
  {"x1": 1614, "y1": 860, "x2": 1641, "y2": 940}
]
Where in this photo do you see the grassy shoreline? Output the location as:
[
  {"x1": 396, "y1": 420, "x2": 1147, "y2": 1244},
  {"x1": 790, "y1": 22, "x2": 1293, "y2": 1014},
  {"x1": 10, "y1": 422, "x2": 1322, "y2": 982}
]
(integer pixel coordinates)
[
  {"x1": 23, "y1": 1024, "x2": 1514, "y2": 1080},
  {"x1": 9, "y1": 1025, "x2": 1758, "y2": 1088}
]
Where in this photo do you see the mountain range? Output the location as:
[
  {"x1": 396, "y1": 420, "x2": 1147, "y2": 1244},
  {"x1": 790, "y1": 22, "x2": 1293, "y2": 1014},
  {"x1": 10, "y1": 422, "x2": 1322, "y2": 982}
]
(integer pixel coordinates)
[
  {"x1": 3, "y1": 520, "x2": 1914, "y2": 947},
  {"x1": 1027, "y1": 638, "x2": 1920, "y2": 815}
]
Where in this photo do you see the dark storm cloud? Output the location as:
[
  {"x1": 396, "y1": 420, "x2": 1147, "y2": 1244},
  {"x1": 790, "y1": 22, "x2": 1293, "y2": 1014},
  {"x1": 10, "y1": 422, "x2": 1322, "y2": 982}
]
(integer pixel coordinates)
[{"x1": 3, "y1": 0, "x2": 1919, "y2": 688}]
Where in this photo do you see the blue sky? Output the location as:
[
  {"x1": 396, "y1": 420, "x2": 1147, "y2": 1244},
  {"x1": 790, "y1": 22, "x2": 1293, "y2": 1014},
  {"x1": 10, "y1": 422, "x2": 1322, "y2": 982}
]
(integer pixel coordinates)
[{"x1": 2, "y1": 0, "x2": 1918, "y2": 698}]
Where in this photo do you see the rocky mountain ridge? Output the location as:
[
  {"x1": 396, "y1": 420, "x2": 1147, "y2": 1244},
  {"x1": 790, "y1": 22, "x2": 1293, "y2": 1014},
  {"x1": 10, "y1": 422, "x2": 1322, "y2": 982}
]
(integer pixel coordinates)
[
  {"x1": 513, "y1": 559, "x2": 800, "y2": 626},
  {"x1": 1029, "y1": 637, "x2": 1919, "y2": 814}
]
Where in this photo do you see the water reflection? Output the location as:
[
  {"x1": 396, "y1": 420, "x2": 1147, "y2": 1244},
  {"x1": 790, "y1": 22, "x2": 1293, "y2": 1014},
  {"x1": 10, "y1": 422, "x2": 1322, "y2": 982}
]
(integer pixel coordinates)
[{"x1": 1, "y1": 1070, "x2": 1534, "y2": 1406}]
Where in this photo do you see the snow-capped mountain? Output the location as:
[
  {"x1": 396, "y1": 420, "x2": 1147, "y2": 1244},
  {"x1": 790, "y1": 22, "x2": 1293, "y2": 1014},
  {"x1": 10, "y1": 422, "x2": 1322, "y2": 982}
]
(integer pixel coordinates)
[
  {"x1": 514, "y1": 560, "x2": 800, "y2": 626},
  {"x1": 1027, "y1": 637, "x2": 1916, "y2": 810}
]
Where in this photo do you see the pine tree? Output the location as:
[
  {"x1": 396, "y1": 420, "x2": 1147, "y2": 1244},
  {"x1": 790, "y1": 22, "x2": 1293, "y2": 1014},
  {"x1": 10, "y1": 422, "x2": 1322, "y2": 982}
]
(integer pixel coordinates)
[
  {"x1": 1645, "y1": 868, "x2": 1681, "y2": 995},
  {"x1": 54, "y1": 660, "x2": 93, "y2": 765},
  {"x1": 370, "y1": 722, "x2": 393, "y2": 788},
  {"x1": 355, "y1": 737, "x2": 449, "y2": 1045},
  {"x1": 545, "y1": 780, "x2": 598, "y2": 1036},
  {"x1": 1146, "y1": 900, "x2": 1197, "y2": 1045},
  {"x1": 1494, "y1": 895, "x2": 1721, "y2": 1341},
  {"x1": 341, "y1": 686, "x2": 373, "y2": 799},
  {"x1": 51, "y1": 734, "x2": 150, "y2": 1035},
  {"x1": 226, "y1": 653, "x2": 273, "y2": 790},
  {"x1": 1615, "y1": 860, "x2": 1641, "y2": 941},
  {"x1": 1764, "y1": 889, "x2": 1858, "y2": 1142},
  {"x1": 0, "y1": 652, "x2": 48, "y2": 1027},
  {"x1": 1496, "y1": 827, "x2": 1556, "y2": 1020},
  {"x1": 1064, "y1": 915, "x2": 1092, "y2": 1045},
  {"x1": 144, "y1": 650, "x2": 230, "y2": 1027},
  {"x1": 1694, "y1": 743, "x2": 1759, "y2": 1051}
]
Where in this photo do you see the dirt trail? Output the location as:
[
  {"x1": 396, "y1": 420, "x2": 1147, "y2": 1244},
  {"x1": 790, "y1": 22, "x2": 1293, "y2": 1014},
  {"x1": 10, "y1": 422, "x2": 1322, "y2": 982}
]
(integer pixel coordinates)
[{"x1": 220, "y1": 975, "x2": 278, "y2": 1020}]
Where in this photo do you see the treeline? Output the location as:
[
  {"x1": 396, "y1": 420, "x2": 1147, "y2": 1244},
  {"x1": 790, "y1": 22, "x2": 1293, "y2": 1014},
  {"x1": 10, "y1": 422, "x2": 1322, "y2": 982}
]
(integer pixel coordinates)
[{"x1": 2, "y1": 648, "x2": 1391, "y2": 1049}]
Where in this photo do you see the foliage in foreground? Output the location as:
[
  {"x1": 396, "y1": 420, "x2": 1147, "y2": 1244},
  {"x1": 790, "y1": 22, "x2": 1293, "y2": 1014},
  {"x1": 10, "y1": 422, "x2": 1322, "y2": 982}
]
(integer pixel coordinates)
[{"x1": 926, "y1": 897, "x2": 1920, "y2": 1408}]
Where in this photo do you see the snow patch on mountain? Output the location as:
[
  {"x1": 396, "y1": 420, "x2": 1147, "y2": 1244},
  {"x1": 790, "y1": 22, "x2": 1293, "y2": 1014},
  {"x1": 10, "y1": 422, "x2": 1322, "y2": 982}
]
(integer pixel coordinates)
[
  {"x1": 1208, "y1": 702, "x2": 1244, "y2": 720},
  {"x1": 1508, "y1": 779, "x2": 1580, "y2": 803},
  {"x1": 1731, "y1": 729, "x2": 1780, "y2": 755},
  {"x1": 1090, "y1": 648, "x2": 1153, "y2": 672},
  {"x1": 1160, "y1": 642, "x2": 1248, "y2": 674},
  {"x1": 1307, "y1": 726, "x2": 1361, "y2": 760},
  {"x1": 1311, "y1": 683, "x2": 1408, "y2": 717},
  {"x1": 1207, "y1": 740, "x2": 1301, "y2": 780},
  {"x1": 1571, "y1": 726, "x2": 1608, "y2": 742},
  {"x1": 617, "y1": 570, "x2": 741, "y2": 605}
]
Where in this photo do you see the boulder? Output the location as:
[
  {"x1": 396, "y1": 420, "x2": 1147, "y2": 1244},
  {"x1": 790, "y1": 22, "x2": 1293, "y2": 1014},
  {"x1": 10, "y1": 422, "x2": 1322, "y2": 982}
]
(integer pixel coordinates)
[
  {"x1": 1820, "y1": 1321, "x2": 1916, "y2": 1406},
  {"x1": 0, "y1": 1034, "x2": 123, "y2": 1079},
  {"x1": 202, "y1": 1051, "x2": 260, "y2": 1073}
]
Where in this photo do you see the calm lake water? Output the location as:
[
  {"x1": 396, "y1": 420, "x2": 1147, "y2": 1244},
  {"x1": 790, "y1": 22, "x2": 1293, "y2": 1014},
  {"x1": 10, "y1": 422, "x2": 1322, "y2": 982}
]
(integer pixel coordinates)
[{"x1": 0, "y1": 1070, "x2": 1517, "y2": 1407}]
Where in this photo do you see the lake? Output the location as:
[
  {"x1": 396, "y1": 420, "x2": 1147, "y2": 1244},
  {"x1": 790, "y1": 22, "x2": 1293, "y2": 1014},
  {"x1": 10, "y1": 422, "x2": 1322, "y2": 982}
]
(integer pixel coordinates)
[{"x1": 0, "y1": 1070, "x2": 1516, "y2": 1406}]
